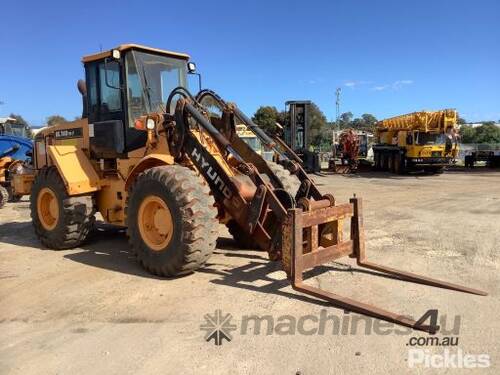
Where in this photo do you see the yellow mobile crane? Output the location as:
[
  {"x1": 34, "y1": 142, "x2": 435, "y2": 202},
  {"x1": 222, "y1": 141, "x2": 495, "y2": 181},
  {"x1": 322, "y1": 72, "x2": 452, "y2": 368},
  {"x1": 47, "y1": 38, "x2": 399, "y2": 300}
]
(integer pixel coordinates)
[{"x1": 373, "y1": 109, "x2": 459, "y2": 174}]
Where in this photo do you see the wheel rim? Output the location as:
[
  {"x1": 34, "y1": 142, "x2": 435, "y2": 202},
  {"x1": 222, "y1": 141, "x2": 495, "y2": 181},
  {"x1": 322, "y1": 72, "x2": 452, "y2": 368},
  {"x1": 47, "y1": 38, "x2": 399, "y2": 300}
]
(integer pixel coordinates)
[
  {"x1": 37, "y1": 187, "x2": 59, "y2": 230},
  {"x1": 138, "y1": 196, "x2": 173, "y2": 251}
]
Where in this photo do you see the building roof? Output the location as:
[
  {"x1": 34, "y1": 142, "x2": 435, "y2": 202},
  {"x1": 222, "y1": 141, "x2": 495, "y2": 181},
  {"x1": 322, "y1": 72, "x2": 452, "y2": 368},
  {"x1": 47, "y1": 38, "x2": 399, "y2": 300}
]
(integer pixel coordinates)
[{"x1": 82, "y1": 44, "x2": 190, "y2": 63}]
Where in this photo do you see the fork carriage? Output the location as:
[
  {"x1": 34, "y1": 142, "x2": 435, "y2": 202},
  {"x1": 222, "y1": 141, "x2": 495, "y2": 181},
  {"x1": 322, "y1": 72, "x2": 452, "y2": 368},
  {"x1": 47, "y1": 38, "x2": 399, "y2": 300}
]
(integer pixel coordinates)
[{"x1": 281, "y1": 196, "x2": 487, "y2": 333}]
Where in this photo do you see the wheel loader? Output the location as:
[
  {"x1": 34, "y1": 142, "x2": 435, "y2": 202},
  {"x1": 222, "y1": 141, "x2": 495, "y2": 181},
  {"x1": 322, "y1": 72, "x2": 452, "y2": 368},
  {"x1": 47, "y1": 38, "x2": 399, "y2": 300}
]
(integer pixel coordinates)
[
  {"x1": 0, "y1": 118, "x2": 34, "y2": 207},
  {"x1": 25, "y1": 44, "x2": 486, "y2": 333}
]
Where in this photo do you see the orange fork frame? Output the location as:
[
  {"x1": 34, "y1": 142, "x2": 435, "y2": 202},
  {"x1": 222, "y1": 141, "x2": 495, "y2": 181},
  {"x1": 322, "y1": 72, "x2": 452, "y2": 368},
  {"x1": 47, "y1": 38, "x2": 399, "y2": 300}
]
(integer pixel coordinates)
[{"x1": 281, "y1": 196, "x2": 487, "y2": 334}]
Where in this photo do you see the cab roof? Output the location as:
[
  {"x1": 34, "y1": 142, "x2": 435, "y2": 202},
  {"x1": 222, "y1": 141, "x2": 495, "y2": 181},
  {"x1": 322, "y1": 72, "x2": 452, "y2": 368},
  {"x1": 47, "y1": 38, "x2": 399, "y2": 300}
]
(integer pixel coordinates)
[{"x1": 82, "y1": 44, "x2": 190, "y2": 63}]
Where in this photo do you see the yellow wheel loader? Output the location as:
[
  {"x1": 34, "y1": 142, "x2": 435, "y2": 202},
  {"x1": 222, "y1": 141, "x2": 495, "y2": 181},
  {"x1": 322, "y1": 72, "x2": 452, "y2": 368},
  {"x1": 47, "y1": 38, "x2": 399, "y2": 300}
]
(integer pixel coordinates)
[{"x1": 27, "y1": 44, "x2": 485, "y2": 333}]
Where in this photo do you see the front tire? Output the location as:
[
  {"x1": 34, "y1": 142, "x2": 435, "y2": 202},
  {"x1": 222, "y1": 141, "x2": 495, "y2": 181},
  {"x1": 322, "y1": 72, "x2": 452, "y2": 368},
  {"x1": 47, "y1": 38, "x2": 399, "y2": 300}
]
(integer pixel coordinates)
[
  {"x1": 30, "y1": 167, "x2": 95, "y2": 249},
  {"x1": 127, "y1": 165, "x2": 218, "y2": 277}
]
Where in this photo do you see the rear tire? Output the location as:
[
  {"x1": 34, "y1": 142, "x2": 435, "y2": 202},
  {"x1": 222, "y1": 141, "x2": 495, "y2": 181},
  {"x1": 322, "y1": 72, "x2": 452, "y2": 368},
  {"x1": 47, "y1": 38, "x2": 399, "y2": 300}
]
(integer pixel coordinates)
[
  {"x1": 0, "y1": 185, "x2": 8, "y2": 208},
  {"x1": 127, "y1": 165, "x2": 218, "y2": 277},
  {"x1": 30, "y1": 167, "x2": 95, "y2": 249},
  {"x1": 388, "y1": 153, "x2": 395, "y2": 173},
  {"x1": 226, "y1": 161, "x2": 300, "y2": 250}
]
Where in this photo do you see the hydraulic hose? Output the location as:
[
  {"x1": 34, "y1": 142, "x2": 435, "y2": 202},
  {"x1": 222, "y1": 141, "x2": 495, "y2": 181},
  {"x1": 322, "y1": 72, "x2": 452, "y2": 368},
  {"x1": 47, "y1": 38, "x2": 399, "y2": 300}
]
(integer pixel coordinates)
[
  {"x1": 195, "y1": 89, "x2": 291, "y2": 163},
  {"x1": 183, "y1": 101, "x2": 245, "y2": 164}
]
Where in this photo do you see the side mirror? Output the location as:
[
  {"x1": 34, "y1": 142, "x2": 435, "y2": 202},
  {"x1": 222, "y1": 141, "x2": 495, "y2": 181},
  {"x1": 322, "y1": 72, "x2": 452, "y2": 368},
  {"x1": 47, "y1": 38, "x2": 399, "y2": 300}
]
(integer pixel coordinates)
[
  {"x1": 187, "y1": 62, "x2": 197, "y2": 73},
  {"x1": 187, "y1": 61, "x2": 202, "y2": 91}
]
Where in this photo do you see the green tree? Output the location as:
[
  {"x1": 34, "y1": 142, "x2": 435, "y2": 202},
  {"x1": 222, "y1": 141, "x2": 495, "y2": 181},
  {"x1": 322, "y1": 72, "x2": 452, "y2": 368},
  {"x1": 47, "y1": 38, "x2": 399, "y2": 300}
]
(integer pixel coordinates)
[
  {"x1": 474, "y1": 123, "x2": 500, "y2": 144},
  {"x1": 459, "y1": 125, "x2": 476, "y2": 143},
  {"x1": 460, "y1": 123, "x2": 500, "y2": 144},
  {"x1": 338, "y1": 112, "x2": 353, "y2": 128},
  {"x1": 360, "y1": 113, "x2": 378, "y2": 132},
  {"x1": 308, "y1": 102, "x2": 328, "y2": 146},
  {"x1": 252, "y1": 106, "x2": 280, "y2": 133},
  {"x1": 457, "y1": 116, "x2": 467, "y2": 125},
  {"x1": 46, "y1": 115, "x2": 67, "y2": 126},
  {"x1": 8, "y1": 113, "x2": 28, "y2": 126}
]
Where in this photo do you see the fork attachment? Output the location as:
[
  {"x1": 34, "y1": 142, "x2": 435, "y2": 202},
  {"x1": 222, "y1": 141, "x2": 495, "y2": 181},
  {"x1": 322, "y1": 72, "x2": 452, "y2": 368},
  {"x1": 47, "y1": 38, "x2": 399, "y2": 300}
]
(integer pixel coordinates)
[{"x1": 281, "y1": 196, "x2": 487, "y2": 334}]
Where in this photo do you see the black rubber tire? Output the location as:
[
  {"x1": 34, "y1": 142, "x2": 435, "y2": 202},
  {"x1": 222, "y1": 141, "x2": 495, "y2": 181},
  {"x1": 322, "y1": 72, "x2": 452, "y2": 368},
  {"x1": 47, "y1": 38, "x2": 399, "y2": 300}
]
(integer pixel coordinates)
[
  {"x1": 30, "y1": 167, "x2": 95, "y2": 249},
  {"x1": 374, "y1": 151, "x2": 380, "y2": 170},
  {"x1": 0, "y1": 185, "x2": 8, "y2": 208},
  {"x1": 127, "y1": 165, "x2": 218, "y2": 277},
  {"x1": 394, "y1": 154, "x2": 406, "y2": 175},
  {"x1": 388, "y1": 153, "x2": 394, "y2": 173},
  {"x1": 266, "y1": 161, "x2": 301, "y2": 196}
]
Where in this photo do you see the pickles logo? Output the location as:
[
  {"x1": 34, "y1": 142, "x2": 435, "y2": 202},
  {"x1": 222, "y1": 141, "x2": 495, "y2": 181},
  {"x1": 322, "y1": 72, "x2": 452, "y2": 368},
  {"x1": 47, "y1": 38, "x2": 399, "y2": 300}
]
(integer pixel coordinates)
[{"x1": 200, "y1": 310, "x2": 237, "y2": 346}]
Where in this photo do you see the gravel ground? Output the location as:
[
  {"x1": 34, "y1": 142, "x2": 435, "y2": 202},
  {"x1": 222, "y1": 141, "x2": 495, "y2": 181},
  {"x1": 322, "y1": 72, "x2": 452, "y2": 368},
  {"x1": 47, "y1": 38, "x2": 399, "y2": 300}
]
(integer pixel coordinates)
[{"x1": 0, "y1": 169, "x2": 498, "y2": 374}]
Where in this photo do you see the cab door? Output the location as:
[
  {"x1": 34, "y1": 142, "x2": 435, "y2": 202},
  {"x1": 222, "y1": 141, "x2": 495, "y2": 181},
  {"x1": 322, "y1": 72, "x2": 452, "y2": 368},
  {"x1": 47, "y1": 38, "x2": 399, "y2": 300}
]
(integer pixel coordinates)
[{"x1": 85, "y1": 59, "x2": 126, "y2": 159}]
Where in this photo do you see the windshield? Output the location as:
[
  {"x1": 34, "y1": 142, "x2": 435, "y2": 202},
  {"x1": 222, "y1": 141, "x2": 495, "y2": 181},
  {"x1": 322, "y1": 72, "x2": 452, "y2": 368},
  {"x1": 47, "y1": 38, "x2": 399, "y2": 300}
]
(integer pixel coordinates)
[
  {"x1": 125, "y1": 50, "x2": 187, "y2": 127},
  {"x1": 241, "y1": 136, "x2": 262, "y2": 152},
  {"x1": 1, "y1": 123, "x2": 28, "y2": 137},
  {"x1": 415, "y1": 132, "x2": 446, "y2": 145}
]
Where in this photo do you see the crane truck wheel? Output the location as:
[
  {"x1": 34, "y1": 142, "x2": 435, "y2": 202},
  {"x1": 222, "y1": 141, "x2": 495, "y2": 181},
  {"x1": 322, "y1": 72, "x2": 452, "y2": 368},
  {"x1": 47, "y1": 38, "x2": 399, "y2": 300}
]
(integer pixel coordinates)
[
  {"x1": 0, "y1": 185, "x2": 8, "y2": 208},
  {"x1": 127, "y1": 165, "x2": 218, "y2": 277},
  {"x1": 30, "y1": 167, "x2": 95, "y2": 249}
]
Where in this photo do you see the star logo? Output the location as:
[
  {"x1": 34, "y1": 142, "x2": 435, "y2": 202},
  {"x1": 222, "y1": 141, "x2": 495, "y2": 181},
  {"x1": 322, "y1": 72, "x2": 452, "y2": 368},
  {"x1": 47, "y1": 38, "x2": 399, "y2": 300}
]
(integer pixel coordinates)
[{"x1": 200, "y1": 310, "x2": 237, "y2": 346}]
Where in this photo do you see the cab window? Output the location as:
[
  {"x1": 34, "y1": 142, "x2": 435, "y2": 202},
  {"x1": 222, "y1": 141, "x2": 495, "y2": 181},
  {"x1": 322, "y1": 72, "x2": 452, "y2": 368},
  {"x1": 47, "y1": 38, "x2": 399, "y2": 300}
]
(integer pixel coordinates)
[{"x1": 99, "y1": 61, "x2": 122, "y2": 113}]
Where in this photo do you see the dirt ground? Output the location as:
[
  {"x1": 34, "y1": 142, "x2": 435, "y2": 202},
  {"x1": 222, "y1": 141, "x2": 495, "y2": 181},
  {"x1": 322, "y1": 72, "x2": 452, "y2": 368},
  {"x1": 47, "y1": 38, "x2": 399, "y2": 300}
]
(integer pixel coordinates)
[{"x1": 0, "y1": 169, "x2": 498, "y2": 374}]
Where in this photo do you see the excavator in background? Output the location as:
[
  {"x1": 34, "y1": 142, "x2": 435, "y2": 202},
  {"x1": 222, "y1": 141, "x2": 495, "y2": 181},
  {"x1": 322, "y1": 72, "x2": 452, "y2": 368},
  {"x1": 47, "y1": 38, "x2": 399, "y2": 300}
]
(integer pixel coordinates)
[
  {"x1": 373, "y1": 109, "x2": 459, "y2": 174},
  {"x1": 329, "y1": 129, "x2": 374, "y2": 173},
  {"x1": 15, "y1": 44, "x2": 485, "y2": 333},
  {"x1": 0, "y1": 117, "x2": 33, "y2": 207}
]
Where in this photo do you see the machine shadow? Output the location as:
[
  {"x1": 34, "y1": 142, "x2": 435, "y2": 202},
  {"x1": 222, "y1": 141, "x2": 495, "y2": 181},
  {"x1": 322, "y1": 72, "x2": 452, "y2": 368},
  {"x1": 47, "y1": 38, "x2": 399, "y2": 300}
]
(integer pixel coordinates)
[
  {"x1": 0, "y1": 220, "x2": 161, "y2": 279},
  {"x1": 0, "y1": 221, "x2": 39, "y2": 248},
  {"x1": 200, "y1": 242, "x2": 406, "y2": 310},
  {"x1": 1, "y1": 221, "x2": 407, "y2": 300},
  {"x1": 330, "y1": 171, "x2": 439, "y2": 180},
  {"x1": 63, "y1": 223, "x2": 168, "y2": 279}
]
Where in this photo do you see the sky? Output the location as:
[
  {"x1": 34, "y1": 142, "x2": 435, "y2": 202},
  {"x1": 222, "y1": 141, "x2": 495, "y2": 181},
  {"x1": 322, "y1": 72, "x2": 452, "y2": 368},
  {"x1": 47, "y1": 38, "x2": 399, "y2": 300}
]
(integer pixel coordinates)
[{"x1": 1, "y1": 0, "x2": 499, "y2": 126}]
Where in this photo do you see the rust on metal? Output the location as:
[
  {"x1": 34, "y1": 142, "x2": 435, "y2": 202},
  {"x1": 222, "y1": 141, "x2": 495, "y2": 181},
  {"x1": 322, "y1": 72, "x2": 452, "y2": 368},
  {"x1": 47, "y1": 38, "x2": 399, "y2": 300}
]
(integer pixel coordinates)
[{"x1": 282, "y1": 195, "x2": 487, "y2": 334}]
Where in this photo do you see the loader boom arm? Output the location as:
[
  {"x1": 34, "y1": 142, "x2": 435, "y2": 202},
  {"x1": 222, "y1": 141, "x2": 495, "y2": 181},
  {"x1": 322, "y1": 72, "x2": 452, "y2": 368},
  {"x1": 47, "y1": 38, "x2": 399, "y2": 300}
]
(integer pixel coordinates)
[{"x1": 167, "y1": 88, "x2": 486, "y2": 334}]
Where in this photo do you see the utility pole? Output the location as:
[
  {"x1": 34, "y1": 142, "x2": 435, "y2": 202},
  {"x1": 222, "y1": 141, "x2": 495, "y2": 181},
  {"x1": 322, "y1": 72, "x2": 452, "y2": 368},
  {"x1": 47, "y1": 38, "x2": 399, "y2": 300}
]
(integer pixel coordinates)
[
  {"x1": 335, "y1": 87, "x2": 341, "y2": 131},
  {"x1": 332, "y1": 88, "x2": 341, "y2": 162}
]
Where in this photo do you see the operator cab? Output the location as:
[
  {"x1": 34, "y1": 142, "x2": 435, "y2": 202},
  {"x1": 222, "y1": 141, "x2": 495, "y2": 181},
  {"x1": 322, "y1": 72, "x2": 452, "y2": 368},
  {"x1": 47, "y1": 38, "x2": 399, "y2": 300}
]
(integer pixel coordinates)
[
  {"x1": 0, "y1": 118, "x2": 29, "y2": 138},
  {"x1": 80, "y1": 44, "x2": 193, "y2": 159}
]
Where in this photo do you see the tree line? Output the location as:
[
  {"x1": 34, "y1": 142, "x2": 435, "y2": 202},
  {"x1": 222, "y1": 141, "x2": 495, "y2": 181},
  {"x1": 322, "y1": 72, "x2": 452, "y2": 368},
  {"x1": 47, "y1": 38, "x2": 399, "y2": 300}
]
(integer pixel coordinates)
[
  {"x1": 6, "y1": 108, "x2": 500, "y2": 145},
  {"x1": 251, "y1": 104, "x2": 500, "y2": 147},
  {"x1": 458, "y1": 122, "x2": 500, "y2": 144},
  {"x1": 251, "y1": 104, "x2": 378, "y2": 149}
]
